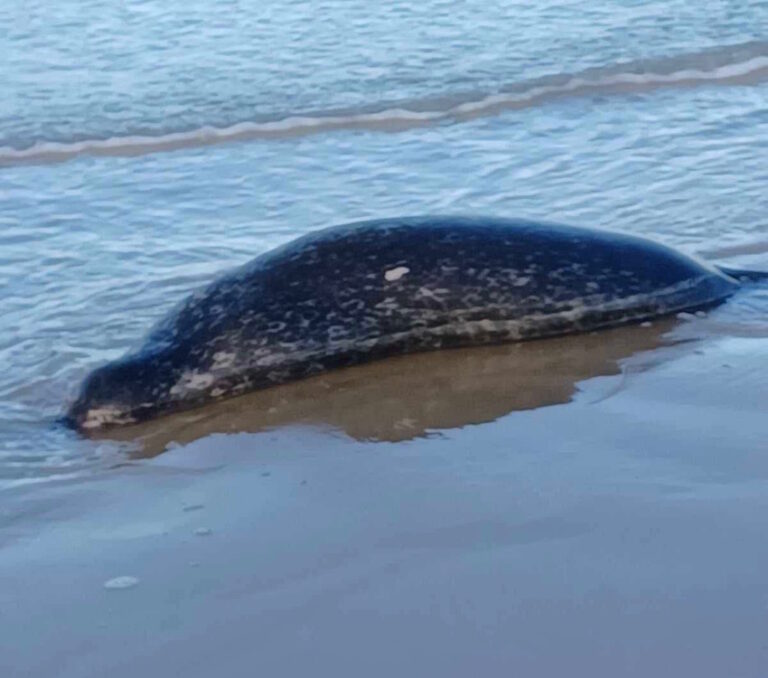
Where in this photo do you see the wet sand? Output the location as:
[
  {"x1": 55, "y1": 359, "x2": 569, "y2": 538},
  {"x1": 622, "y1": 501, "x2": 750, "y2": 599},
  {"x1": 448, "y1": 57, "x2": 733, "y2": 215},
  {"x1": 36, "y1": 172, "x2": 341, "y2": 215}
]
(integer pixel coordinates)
[{"x1": 2, "y1": 315, "x2": 767, "y2": 677}]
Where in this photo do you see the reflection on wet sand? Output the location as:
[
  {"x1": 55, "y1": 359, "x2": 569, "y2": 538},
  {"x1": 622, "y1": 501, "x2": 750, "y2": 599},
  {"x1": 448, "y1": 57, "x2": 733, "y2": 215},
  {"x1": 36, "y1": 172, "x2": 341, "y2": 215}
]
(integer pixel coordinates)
[{"x1": 100, "y1": 321, "x2": 677, "y2": 457}]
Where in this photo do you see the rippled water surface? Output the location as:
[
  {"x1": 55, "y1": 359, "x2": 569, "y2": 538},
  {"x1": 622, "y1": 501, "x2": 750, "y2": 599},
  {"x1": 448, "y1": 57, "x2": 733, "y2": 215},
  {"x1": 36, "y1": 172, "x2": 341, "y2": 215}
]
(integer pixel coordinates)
[{"x1": 1, "y1": 0, "x2": 767, "y2": 487}]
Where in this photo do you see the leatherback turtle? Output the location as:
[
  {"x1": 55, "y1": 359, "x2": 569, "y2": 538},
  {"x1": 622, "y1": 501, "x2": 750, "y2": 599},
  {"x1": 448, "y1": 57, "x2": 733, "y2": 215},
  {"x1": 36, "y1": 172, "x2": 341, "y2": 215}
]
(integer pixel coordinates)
[{"x1": 65, "y1": 216, "x2": 754, "y2": 430}]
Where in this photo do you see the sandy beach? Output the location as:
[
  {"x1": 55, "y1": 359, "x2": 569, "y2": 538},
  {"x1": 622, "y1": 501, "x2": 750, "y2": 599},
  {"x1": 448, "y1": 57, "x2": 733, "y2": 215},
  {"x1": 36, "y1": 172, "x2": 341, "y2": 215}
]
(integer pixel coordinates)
[{"x1": 3, "y1": 311, "x2": 767, "y2": 677}]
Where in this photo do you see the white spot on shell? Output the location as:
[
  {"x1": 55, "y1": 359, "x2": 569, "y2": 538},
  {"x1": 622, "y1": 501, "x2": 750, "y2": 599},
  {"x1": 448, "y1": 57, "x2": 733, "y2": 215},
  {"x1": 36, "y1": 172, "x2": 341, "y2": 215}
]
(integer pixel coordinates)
[{"x1": 384, "y1": 266, "x2": 410, "y2": 282}]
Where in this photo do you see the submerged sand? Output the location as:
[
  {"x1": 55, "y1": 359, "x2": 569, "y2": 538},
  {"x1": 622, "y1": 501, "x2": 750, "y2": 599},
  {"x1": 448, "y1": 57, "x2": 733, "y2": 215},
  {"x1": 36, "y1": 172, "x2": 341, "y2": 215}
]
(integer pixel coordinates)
[{"x1": 1, "y1": 312, "x2": 767, "y2": 677}]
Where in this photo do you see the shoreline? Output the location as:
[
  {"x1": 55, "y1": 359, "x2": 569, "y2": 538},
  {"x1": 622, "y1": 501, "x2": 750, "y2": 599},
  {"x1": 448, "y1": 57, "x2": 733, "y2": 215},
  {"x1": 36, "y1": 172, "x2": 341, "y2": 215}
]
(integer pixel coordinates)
[{"x1": 2, "y1": 326, "x2": 767, "y2": 676}]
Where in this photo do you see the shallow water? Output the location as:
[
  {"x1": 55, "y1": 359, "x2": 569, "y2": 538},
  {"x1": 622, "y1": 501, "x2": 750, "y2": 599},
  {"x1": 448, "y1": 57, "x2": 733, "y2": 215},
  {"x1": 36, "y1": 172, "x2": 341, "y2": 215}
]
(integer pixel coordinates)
[
  {"x1": 3, "y1": 1, "x2": 768, "y2": 153},
  {"x1": 1, "y1": 1, "x2": 767, "y2": 488}
]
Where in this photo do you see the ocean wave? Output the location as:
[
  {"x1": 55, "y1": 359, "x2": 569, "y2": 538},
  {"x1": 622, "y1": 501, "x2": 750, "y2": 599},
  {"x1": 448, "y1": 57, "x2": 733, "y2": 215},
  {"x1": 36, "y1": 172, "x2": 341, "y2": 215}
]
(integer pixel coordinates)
[{"x1": 2, "y1": 41, "x2": 767, "y2": 167}]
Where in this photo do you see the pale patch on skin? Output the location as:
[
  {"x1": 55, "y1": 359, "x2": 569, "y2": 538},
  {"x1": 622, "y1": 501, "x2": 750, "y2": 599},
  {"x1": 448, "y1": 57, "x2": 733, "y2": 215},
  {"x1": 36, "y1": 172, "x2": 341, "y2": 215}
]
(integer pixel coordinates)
[
  {"x1": 416, "y1": 286, "x2": 450, "y2": 302},
  {"x1": 384, "y1": 266, "x2": 410, "y2": 282},
  {"x1": 81, "y1": 406, "x2": 134, "y2": 429},
  {"x1": 375, "y1": 296, "x2": 401, "y2": 311},
  {"x1": 211, "y1": 352, "x2": 236, "y2": 370},
  {"x1": 170, "y1": 370, "x2": 215, "y2": 397}
]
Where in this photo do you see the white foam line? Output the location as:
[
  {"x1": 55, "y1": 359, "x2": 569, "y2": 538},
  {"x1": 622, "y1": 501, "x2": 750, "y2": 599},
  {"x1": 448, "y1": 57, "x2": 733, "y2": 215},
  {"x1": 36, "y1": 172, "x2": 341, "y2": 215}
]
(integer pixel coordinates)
[
  {"x1": 451, "y1": 56, "x2": 768, "y2": 117},
  {"x1": 2, "y1": 53, "x2": 767, "y2": 167}
]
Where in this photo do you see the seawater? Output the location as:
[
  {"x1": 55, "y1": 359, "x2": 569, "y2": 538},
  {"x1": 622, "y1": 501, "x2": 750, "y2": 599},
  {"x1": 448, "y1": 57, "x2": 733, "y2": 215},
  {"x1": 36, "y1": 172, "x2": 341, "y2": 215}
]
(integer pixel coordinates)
[{"x1": 1, "y1": 0, "x2": 767, "y2": 487}]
